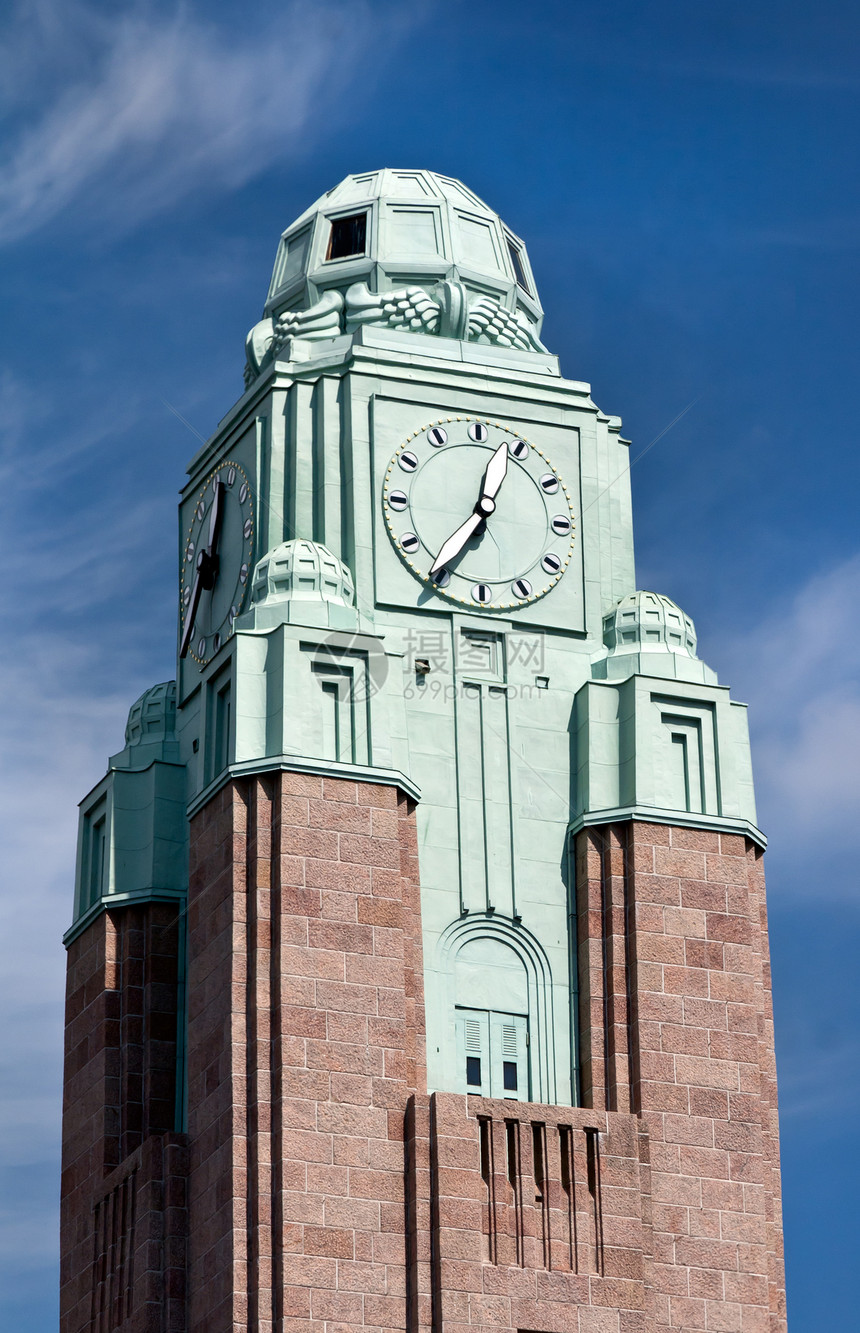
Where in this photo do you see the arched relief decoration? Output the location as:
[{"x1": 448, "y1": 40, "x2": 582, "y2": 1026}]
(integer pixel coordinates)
[{"x1": 436, "y1": 915, "x2": 557, "y2": 1106}]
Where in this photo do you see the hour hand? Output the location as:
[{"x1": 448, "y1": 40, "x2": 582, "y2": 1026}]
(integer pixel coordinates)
[{"x1": 429, "y1": 511, "x2": 483, "y2": 580}]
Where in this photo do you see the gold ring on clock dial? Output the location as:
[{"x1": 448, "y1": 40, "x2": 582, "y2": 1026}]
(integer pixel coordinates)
[{"x1": 382, "y1": 418, "x2": 575, "y2": 610}]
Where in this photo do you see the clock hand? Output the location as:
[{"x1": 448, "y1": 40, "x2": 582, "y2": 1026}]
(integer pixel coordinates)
[
  {"x1": 428, "y1": 511, "x2": 484, "y2": 579},
  {"x1": 179, "y1": 568, "x2": 203, "y2": 658},
  {"x1": 180, "y1": 478, "x2": 225, "y2": 657},
  {"x1": 428, "y1": 442, "x2": 510, "y2": 579},
  {"x1": 208, "y1": 477, "x2": 224, "y2": 550},
  {"x1": 198, "y1": 477, "x2": 224, "y2": 590},
  {"x1": 476, "y1": 440, "x2": 508, "y2": 513}
]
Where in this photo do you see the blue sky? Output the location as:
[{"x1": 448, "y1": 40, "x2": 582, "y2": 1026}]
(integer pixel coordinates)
[{"x1": 1, "y1": 0, "x2": 858, "y2": 1326}]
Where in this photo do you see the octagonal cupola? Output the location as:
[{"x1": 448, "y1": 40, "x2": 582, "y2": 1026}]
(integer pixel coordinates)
[
  {"x1": 264, "y1": 169, "x2": 542, "y2": 325},
  {"x1": 243, "y1": 170, "x2": 552, "y2": 383}
]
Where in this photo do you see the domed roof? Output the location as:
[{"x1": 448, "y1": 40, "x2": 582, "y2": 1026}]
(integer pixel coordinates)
[
  {"x1": 263, "y1": 168, "x2": 542, "y2": 330},
  {"x1": 124, "y1": 680, "x2": 177, "y2": 747},
  {"x1": 250, "y1": 540, "x2": 355, "y2": 608},
  {"x1": 603, "y1": 591, "x2": 697, "y2": 658}
]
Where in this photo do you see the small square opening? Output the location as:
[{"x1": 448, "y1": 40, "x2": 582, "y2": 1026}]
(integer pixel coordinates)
[
  {"x1": 503, "y1": 1061, "x2": 518, "y2": 1092},
  {"x1": 466, "y1": 1056, "x2": 482, "y2": 1087},
  {"x1": 326, "y1": 212, "x2": 368, "y2": 261}
]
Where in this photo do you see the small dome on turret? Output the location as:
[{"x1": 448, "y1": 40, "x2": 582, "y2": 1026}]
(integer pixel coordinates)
[
  {"x1": 593, "y1": 592, "x2": 715, "y2": 684},
  {"x1": 110, "y1": 679, "x2": 179, "y2": 771},
  {"x1": 124, "y1": 680, "x2": 177, "y2": 747},
  {"x1": 251, "y1": 540, "x2": 355, "y2": 608},
  {"x1": 603, "y1": 591, "x2": 697, "y2": 657}
]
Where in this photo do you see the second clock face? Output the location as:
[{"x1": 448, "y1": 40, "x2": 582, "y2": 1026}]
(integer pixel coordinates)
[
  {"x1": 382, "y1": 418, "x2": 575, "y2": 610},
  {"x1": 180, "y1": 460, "x2": 255, "y2": 666}
]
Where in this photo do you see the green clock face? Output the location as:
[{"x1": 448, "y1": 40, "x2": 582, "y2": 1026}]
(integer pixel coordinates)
[
  {"x1": 179, "y1": 460, "x2": 255, "y2": 666},
  {"x1": 382, "y1": 417, "x2": 575, "y2": 610}
]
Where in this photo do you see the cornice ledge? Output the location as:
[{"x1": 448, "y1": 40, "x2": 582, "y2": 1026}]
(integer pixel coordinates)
[
  {"x1": 63, "y1": 886, "x2": 187, "y2": 949},
  {"x1": 188, "y1": 754, "x2": 422, "y2": 819},
  {"x1": 568, "y1": 805, "x2": 767, "y2": 850}
]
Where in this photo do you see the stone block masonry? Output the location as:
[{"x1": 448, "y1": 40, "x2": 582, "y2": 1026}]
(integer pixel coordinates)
[
  {"x1": 60, "y1": 903, "x2": 185, "y2": 1332},
  {"x1": 185, "y1": 772, "x2": 426, "y2": 1333},
  {"x1": 406, "y1": 1093, "x2": 648, "y2": 1333},
  {"x1": 61, "y1": 789, "x2": 785, "y2": 1332},
  {"x1": 574, "y1": 822, "x2": 786, "y2": 1333}
]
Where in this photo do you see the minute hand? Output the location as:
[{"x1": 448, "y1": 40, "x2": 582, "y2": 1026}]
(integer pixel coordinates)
[
  {"x1": 179, "y1": 570, "x2": 203, "y2": 659},
  {"x1": 477, "y1": 440, "x2": 508, "y2": 512},
  {"x1": 429, "y1": 511, "x2": 484, "y2": 579}
]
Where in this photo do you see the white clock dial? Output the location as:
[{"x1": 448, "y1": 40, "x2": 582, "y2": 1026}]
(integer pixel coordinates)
[{"x1": 382, "y1": 418, "x2": 575, "y2": 610}]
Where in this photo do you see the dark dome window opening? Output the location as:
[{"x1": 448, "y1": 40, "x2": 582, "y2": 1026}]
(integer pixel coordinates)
[
  {"x1": 327, "y1": 212, "x2": 368, "y2": 261},
  {"x1": 507, "y1": 239, "x2": 530, "y2": 294}
]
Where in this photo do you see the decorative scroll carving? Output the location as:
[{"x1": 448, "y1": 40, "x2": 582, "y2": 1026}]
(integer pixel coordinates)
[
  {"x1": 468, "y1": 295, "x2": 548, "y2": 352},
  {"x1": 344, "y1": 280, "x2": 546, "y2": 352},
  {"x1": 245, "y1": 281, "x2": 547, "y2": 384},
  {"x1": 345, "y1": 282, "x2": 441, "y2": 335},
  {"x1": 244, "y1": 318, "x2": 275, "y2": 385},
  {"x1": 273, "y1": 289, "x2": 344, "y2": 349},
  {"x1": 244, "y1": 290, "x2": 345, "y2": 384}
]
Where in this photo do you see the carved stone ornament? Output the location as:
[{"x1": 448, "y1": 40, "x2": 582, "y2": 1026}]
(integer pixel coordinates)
[
  {"x1": 244, "y1": 290, "x2": 346, "y2": 385},
  {"x1": 466, "y1": 296, "x2": 547, "y2": 352},
  {"x1": 273, "y1": 289, "x2": 344, "y2": 349},
  {"x1": 344, "y1": 281, "x2": 547, "y2": 352},
  {"x1": 244, "y1": 280, "x2": 546, "y2": 383},
  {"x1": 344, "y1": 282, "x2": 441, "y2": 335}
]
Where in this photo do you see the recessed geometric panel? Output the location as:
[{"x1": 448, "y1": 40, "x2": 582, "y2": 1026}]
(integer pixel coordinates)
[
  {"x1": 386, "y1": 206, "x2": 442, "y2": 256},
  {"x1": 455, "y1": 212, "x2": 503, "y2": 271}
]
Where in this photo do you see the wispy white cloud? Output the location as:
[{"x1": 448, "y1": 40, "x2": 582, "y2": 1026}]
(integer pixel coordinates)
[
  {"x1": 0, "y1": 632, "x2": 150, "y2": 1278},
  {"x1": 0, "y1": 0, "x2": 413, "y2": 245},
  {"x1": 0, "y1": 362, "x2": 180, "y2": 1276},
  {"x1": 715, "y1": 553, "x2": 860, "y2": 894},
  {"x1": 0, "y1": 367, "x2": 141, "y2": 492},
  {"x1": 0, "y1": 366, "x2": 179, "y2": 634}
]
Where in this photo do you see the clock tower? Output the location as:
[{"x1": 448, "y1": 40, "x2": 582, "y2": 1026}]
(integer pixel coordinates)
[{"x1": 61, "y1": 171, "x2": 786, "y2": 1333}]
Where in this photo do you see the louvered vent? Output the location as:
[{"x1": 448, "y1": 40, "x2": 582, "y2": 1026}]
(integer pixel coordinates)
[
  {"x1": 502, "y1": 1024, "x2": 518, "y2": 1056},
  {"x1": 465, "y1": 1019, "x2": 483, "y2": 1052}
]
